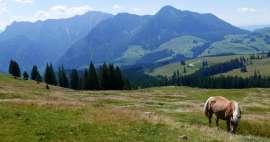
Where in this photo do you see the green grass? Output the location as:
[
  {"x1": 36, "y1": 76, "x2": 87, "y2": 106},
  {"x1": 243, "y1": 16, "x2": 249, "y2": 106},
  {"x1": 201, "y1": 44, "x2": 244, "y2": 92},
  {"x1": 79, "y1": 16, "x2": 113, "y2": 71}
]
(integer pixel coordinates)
[
  {"x1": 154, "y1": 36, "x2": 207, "y2": 58},
  {"x1": 201, "y1": 34, "x2": 270, "y2": 56},
  {"x1": 0, "y1": 74, "x2": 270, "y2": 141},
  {"x1": 221, "y1": 57, "x2": 270, "y2": 77},
  {"x1": 115, "y1": 45, "x2": 149, "y2": 65},
  {"x1": 147, "y1": 55, "x2": 245, "y2": 77}
]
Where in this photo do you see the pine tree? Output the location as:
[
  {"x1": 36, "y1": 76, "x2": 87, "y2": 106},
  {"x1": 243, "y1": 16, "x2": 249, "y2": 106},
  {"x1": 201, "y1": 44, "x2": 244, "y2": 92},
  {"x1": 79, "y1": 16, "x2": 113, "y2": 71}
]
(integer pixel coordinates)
[
  {"x1": 36, "y1": 73, "x2": 42, "y2": 84},
  {"x1": 78, "y1": 77, "x2": 83, "y2": 90},
  {"x1": 13, "y1": 61, "x2": 21, "y2": 78},
  {"x1": 31, "y1": 65, "x2": 39, "y2": 80},
  {"x1": 88, "y1": 62, "x2": 99, "y2": 90},
  {"x1": 183, "y1": 67, "x2": 187, "y2": 74},
  {"x1": 44, "y1": 63, "x2": 57, "y2": 85},
  {"x1": 50, "y1": 64, "x2": 57, "y2": 85},
  {"x1": 100, "y1": 63, "x2": 109, "y2": 90},
  {"x1": 58, "y1": 65, "x2": 69, "y2": 88},
  {"x1": 267, "y1": 51, "x2": 270, "y2": 58},
  {"x1": 31, "y1": 65, "x2": 42, "y2": 83},
  {"x1": 202, "y1": 60, "x2": 208, "y2": 68},
  {"x1": 8, "y1": 60, "x2": 21, "y2": 78},
  {"x1": 124, "y1": 78, "x2": 131, "y2": 90},
  {"x1": 181, "y1": 60, "x2": 186, "y2": 65},
  {"x1": 114, "y1": 66, "x2": 124, "y2": 90},
  {"x1": 241, "y1": 65, "x2": 248, "y2": 72},
  {"x1": 23, "y1": 71, "x2": 29, "y2": 80},
  {"x1": 70, "y1": 69, "x2": 79, "y2": 90},
  {"x1": 82, "y1": 69, "x2": 89, "y2": 89},
  {"x1": 8, "y1": 60, "x2": 15, "y2": 75},
  {"x1": 108, "y1": 64, "x2": 116, "y2": 89}
]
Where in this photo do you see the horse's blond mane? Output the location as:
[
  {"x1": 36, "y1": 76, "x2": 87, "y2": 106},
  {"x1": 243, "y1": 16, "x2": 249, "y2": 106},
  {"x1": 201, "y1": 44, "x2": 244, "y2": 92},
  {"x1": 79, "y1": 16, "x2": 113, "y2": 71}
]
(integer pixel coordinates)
[
  {"x1": 232, "y1": 101, "x2": 241, "y2": 123},
  {"x1": 203, "y1": 97, "x2": 214, "y2": 116}
]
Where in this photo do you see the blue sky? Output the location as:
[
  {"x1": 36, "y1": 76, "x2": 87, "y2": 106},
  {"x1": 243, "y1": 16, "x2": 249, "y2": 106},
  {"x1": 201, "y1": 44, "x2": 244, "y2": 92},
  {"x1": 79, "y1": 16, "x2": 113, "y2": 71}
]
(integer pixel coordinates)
[{"x1": 0, "y1": 0, "x2": 270, "y2": 30}]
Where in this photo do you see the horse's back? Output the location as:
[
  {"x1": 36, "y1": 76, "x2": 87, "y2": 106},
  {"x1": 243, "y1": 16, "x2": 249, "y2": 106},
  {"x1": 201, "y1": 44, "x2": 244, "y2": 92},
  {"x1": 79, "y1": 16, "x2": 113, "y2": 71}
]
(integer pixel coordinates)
[{"x1": 209, "y1": 96, "x2": 230, "y2": 113}]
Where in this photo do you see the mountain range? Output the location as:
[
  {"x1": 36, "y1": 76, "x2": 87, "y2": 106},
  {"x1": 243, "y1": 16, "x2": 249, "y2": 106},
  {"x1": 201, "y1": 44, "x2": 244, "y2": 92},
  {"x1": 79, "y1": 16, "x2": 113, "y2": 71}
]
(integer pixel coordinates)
[
  {"x1": 0, "y1": 11, "x2": 112, "y2": 71},
  {"x1": 1, "y1": 6, "x2": 270, "y2": 71},
  {"x1": 57, "y1": 6, "x2": 247, "y2": 69}
]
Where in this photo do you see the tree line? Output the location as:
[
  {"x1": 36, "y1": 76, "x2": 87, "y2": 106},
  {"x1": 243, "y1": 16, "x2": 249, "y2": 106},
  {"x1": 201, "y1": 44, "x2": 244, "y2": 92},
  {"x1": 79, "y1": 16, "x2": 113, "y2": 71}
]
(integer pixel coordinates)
[
  {"x1": 169, "y1": 71, "x2": 270, "y2": 89},
  {"x1": 8, "y1": 60, "x2": 130, "y2": 90},
  {"x1": 169, "y1": 56, "x2": 270, "y2": 89},
  {"x1": 192, "y1": 57, "x2": 247, "y2": 77}
]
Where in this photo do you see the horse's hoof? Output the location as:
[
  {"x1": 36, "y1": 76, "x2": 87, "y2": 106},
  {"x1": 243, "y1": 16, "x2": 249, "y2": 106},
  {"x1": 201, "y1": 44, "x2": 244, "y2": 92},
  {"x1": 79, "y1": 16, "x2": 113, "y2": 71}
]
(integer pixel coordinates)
[{"x1": 179, "y1": 135, "x2": 188, "y2": 140}]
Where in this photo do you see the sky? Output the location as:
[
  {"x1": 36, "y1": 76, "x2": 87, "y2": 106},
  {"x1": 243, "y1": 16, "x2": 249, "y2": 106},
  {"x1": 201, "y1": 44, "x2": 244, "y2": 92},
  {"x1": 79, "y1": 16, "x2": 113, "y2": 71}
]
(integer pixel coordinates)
[{"x1": 0, "y1": 0, "x2": 270, "y2": 30}]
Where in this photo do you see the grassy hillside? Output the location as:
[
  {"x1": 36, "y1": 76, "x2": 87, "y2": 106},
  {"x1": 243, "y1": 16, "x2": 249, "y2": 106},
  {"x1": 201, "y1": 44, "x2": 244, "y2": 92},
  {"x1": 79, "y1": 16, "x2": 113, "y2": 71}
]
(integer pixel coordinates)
[
  {"x1": 115, "y1": 36, "x2": 207, "y2": 65},
  {"x1": 0, "y1": 73, "x2": 269, "y2": 141},
  {"x1": 147, "y1": 55, "x2": 244, "y2": 77},
  {"x1": 154, "y1": 36, "x2": 207, "y2": 59},
  {"x1": 220, "y1": 57, "x2": 270, "y2": 77},
  {"x1": 201, "y1": 28, "x2": 270, "y2": 56}
]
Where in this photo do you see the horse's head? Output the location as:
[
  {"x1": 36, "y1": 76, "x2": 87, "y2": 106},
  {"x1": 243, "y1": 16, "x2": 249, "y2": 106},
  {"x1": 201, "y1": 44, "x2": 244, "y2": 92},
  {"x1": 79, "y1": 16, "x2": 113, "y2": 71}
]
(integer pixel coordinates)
[{"x1": 230, "y1": 101, "x2": 241, "y2": 133}]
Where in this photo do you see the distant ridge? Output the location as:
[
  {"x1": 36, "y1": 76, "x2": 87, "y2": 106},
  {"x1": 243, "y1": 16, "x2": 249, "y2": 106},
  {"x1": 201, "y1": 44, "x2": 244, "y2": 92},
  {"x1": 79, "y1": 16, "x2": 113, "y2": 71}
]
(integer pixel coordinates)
[{"x1": 58, "y1": 5, "x2": 247, "y2": 69}]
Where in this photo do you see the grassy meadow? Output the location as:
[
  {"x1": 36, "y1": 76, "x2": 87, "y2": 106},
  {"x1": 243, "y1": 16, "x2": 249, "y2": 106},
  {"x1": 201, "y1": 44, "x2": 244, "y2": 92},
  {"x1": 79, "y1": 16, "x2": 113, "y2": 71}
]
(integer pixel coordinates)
[
  {"x1": 221, "y1": 57, "x2": 270, "y2": 77},
  {"x1": 0, "y1": 73, "x2": 269, "y2": 142},
  {"x1": 147, "y1": 55, "x2": 245, "y2": 77}
]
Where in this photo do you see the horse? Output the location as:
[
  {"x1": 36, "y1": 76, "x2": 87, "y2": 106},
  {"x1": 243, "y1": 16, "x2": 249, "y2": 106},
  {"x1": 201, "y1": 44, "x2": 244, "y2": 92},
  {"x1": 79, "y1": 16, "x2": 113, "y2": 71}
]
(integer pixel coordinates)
[{"x1": 203, "y1": 96, "x2": 241, "y2": 133}]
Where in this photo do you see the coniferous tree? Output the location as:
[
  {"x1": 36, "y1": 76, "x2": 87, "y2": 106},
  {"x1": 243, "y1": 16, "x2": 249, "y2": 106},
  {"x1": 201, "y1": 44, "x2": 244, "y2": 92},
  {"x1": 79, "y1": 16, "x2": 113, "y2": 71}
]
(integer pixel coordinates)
[
  {"x1": 58, "y1": 65, "x2": 69, "y2": 88},
  {"x1": 108, "y1": 64, "x2": 116, "y2": 89},
  {"x1": 78, "y1": 77, "x2": 83, "y2": 90},
  {"x1": 202, "y1": 60, "x2": 208, "y2": 68},
  {"x1": 8, "y1": 60, "x2": 15, "y2": 75},
  {"x1": 23, "y1": 71, "x2": 29, "y2": 80},
  {"x1": 267, "y1": 51, "x2": 270, "y2": 58},
  {"x1": 31, "y1": 65, "x2": 42, "y2": 83},
  {"x1": 241, "y1": 65, "x2": 248, "y2": 72},
  {"x1": 100, "y1": 63, "x2": 109, "y2": 90},
  {"x1": 70, "y1": 69, "x2": 79, "y2": 90},
  {"x1": 31, "y1": 65, "x2": 40, "y2": 80},
  {"x1": 88, "y1": 62, "x2": 99, "y2": 90},
  {"x1": 44, "y1": 64, "x2": 50, "y2": 85},
  {"x1": 12, "y1": 61, "x2": 21, "y2": 78},
  {"x1": 115, "y1": 66, "x2": 124, "y2": 89},
  {"x1": 44, "y1": 63, "x2": 57, "y2": 85},
  {"x1": 50, "y1": 64, "x2": 57, "y2": 85},
  {"x1": 183, "y1": 67, "x2": 187, "y2": 74},
  {"x1": 181, "y1": 60, "x2": 186, "y2": 66},
  {"x1": 36, "y1": 73, "x2": 42, "y2": 84},
  {"x1": 124, "y1": 78, "x2": 131, "y2": 90},
  {"x1": 8, "y1": 60, "x2": 21, "y2": 78},
  {"x1": 82, "y1": 69, "x2": 89, "y2": 89}
]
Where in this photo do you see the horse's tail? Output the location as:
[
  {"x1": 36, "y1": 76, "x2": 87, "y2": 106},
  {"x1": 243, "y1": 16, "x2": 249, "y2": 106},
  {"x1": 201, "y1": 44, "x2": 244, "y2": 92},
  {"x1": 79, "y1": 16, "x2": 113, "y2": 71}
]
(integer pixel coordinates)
[{"x1": 203, "y1": 97, "x2": 212, "y2": 117}]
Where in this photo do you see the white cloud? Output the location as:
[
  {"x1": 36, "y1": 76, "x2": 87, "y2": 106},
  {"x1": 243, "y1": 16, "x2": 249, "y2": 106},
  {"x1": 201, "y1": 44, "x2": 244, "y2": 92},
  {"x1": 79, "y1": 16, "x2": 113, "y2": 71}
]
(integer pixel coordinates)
[
  {"x1": 15, "y1": 0, "x2": 34, "y2": 4},
  {"x1": 0, "y1": 6, "x2": 7, "y2": 13},
  {"x1": 132, "y1": 8, "x2": 141, "y2": 12},
  {"x1": 16, "y1": 5, "x2": 93, "y2": 22},
  {"x1": 0, "y1": 0, "x2": 7, "y2": 14},
  {"x1": 237, "y1": 7, "x2": 257, "y2": 13},
  {"x1": 113, "y1": 4, "x2": 123, "y2": 10}
]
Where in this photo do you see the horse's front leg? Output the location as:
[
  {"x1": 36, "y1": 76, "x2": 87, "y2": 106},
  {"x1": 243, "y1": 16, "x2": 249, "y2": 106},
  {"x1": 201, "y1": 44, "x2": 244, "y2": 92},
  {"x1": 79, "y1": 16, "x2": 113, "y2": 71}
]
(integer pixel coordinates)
[
  {"x1": 216, "y1": 117, "x2": 219, "y2": 127},
  {"x1": 226, "y1": 119, "x2": 231, "y2": 132},
  {"x1": 208, "y1": 113, "x2": 213, "y2": 126}
]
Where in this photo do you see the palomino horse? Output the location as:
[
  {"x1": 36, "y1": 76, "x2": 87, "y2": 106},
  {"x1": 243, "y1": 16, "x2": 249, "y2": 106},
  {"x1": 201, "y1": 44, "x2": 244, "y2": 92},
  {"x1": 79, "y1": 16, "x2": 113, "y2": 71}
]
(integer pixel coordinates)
[{"x1": 203, "y1": 96, "x2": 241, "y2": 133}]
